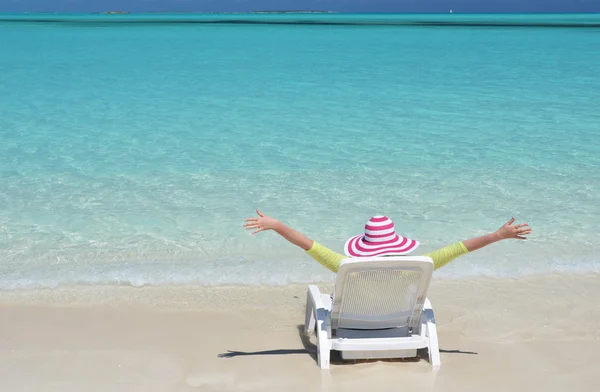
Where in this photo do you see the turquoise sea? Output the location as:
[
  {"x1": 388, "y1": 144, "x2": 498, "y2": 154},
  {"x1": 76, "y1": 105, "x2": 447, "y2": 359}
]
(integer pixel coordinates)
[{"x1": 1, "y1": 14, "x2": 599, "y2": 289}]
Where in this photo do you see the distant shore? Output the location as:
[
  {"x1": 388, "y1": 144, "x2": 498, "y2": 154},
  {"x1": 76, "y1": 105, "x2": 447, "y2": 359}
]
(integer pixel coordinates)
[{"x1": 99, "y1": 10, "x2": 336, "y2": 15}]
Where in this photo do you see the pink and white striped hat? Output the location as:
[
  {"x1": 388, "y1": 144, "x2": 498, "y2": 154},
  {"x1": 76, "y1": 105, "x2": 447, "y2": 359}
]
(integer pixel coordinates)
[{"x1": 344, "y1": 215, "x2": 420, "y2": 257}]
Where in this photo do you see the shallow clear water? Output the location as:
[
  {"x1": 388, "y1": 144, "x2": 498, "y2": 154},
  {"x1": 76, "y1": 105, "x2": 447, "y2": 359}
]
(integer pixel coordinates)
[{"x1": 1, "y1": 14, "x2": 599, "y2": 288}]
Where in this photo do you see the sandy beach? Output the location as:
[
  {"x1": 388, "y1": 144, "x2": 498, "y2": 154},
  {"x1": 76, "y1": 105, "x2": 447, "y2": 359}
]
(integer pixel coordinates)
[{"x1": 1, "y1": 273, "x2": 599, "y2": 392}]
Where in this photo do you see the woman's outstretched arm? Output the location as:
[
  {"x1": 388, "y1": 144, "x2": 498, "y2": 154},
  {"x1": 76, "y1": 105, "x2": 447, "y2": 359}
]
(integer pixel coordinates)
[
  {"x1": 463, "y1": 217, "x2": 531, "y2": 251},
  {"x1": 244, "y1": 209, "x2": 314, "y2": 250},
  {"x1": 425, "y1": 217, "x2": 532, "y2": 270}
]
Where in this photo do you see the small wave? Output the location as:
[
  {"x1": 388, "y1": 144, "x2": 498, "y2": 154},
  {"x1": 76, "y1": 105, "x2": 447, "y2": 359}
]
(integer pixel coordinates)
[{"x1": 1, "y1": 255, "x2": 598, "y2": 291}]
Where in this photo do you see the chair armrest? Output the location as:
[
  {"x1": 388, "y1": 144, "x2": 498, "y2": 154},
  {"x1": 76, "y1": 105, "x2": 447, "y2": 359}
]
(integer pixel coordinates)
[
  {"x1": 307, "y1": 285, "x2": 326, "y2": 310},
  {"x1": 423, "y1": 298, "x2": 435, "y2": 323},
  {"x1": 306, "y1": 285, "x2": 332, "y2": 339}
]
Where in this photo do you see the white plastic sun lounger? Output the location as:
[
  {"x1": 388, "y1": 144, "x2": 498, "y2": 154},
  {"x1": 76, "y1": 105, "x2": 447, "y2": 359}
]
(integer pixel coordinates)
[{"x1": 305, "y1": 256, "x2": 440, "y2": 369}]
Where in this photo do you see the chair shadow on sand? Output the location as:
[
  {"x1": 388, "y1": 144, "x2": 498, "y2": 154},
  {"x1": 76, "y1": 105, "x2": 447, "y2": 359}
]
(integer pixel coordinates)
[{"x1": 217, "y1": 325, "x2": 477, "y2": 365}]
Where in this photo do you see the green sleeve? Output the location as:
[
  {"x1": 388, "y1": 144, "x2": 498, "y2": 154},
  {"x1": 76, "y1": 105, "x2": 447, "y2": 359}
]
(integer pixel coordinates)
[
  {"x1": 422, "y1": 241, "x2": 469, "y2": 270},
  {"x1": 306, "y1": 241, "x2": 346, "y2": 273}
]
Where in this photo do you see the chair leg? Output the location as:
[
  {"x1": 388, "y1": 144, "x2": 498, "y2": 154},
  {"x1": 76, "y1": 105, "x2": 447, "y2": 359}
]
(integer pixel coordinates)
[
  {"x1": 423, "y1": 298, "x2": 441, "y2": 368},
  {"x1": 305, "y1": 285, "x2": 332, "y2": 369},
  {"x1": 305, "y1": 290, "x2": 316, "y2": 334},
  {"x1": 317, "y1": 339, "x2": 331, "y2": 369},
  {"x1": 427, "y1": 319, "x2": 441, "y2": 368},
  {"x1": 315, "y1": 309, "x2": 331, "y2": 370}
]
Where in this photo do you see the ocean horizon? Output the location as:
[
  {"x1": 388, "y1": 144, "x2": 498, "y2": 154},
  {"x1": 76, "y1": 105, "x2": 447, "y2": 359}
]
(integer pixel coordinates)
[{"x1": 1, "y1": 13, "x2": 599, "y2": 290}]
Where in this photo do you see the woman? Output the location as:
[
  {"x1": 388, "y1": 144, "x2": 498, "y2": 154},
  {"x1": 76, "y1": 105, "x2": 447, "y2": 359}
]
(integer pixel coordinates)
[{"x1": 244, "y1": 210, "x2": 532, "y2": 272}]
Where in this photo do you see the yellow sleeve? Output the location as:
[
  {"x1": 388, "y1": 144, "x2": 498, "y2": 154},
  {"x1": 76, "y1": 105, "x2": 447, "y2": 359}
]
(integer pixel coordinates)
[
  {"x1": 306, "y1": 241, "x2": 346, "y2": 273},
  {"x1": 422, "y1": 241, "x2": 469, "y2": 270}
]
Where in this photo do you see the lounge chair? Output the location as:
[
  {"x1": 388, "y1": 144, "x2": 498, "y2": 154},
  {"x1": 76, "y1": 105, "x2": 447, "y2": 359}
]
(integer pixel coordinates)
[{"x1": 304, "y1": 256, "x2": 440, "y2": 369}]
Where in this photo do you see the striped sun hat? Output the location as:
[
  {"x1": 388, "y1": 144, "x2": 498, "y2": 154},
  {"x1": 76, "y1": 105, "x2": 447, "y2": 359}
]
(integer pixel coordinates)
[{"x1": 344, "y1": 215, "x2": 420, "y2": 257}]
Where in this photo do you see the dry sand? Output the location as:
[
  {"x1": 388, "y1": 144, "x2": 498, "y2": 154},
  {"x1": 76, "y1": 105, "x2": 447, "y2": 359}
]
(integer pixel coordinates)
[{"x1": 1, "y1": 273, "x2": 599, "y2": 392}]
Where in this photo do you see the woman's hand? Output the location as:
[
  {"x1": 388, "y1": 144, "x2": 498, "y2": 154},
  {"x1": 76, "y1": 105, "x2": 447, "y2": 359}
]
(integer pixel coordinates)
[
  {"x1": 244, "y1": 209, "x2": 281, "y2": 234},
  {"x1": 463, "y1": 217, "x2": 532, "y2": 252},
  {"x1": 495, "y1": 217, "x2": 532, "y2": 240},
  {"x1": 243, "y1": 209, "x2": 314, "y2": 250}
]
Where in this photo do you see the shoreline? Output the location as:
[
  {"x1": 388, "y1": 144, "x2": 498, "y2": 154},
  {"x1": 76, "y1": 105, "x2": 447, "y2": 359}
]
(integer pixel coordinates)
[{"x1": 2, "y1": 272, "x2": 598, "y2": 310}]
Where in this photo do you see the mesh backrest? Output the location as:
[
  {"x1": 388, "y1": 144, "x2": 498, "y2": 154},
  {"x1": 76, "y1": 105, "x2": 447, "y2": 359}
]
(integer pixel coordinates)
[{"x1": 331, "y1": 257, "x2": 433, "y2": 330}]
